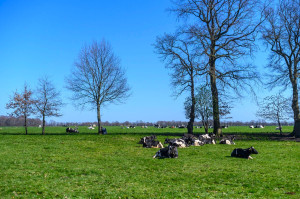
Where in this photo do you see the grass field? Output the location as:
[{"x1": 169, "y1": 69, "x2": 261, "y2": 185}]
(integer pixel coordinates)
[{"x1": 0, "y1": 126, "x2": 299, "y2": 198}]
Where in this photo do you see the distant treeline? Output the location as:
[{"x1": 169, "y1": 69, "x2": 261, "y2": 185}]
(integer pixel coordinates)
[
  {"x1": 0, "y1": 116, "x2": 293, "y2": 127},
  {"x1": 0, "y1": 116, "x2": 41, "y2": 127}
]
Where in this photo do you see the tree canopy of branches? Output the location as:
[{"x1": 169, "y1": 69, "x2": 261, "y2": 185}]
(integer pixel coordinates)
[
  {"x1": 261, "y1": 0, "x2": 300, "y2": 137},
  {"x1": 66, "y1": 40, "x2": 130, "y2": 134},
  {"x1": 170, "y1": 0, "x2": 264, "y2": 136},
  {"x1": 35, "y1": 77, "x2": 63, "y2": 135},
  {"x1": 257, "y1": 94, "x2": 292, "y2": 135},
  {"x1": 6, "y1": 84, "x2": 36, "y2": 135},
  {"x1": 155, "y1": 32, "x2": 202, "y2": 134}
]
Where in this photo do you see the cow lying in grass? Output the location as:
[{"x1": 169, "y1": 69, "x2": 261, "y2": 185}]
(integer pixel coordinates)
[
  {"x1": 181, "y1": 134, "x2": 204, "y2": 146},
  {"x1": 139, "y1": 135, "x2": 163, "y2": 148},
  {"x1": 231, "y1": 146, "x2": 258, "y2": 159},
  {"x1": 219, "y1": 135, "x2": 235, "y2": 145},
  {"x1": 66, "y1": 127, "x2": 79, "y2": 133},
  {"x1": 199, "y1": 133, "x2": 216, "y2": 144},
  {"x1": 164, "y1": 138, "x2": 187, "y2": 148},
  {"x1": 153, "y1": 145, "x2": 178, "y2": 159}
]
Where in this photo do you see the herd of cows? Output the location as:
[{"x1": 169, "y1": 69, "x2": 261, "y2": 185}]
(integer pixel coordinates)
[{"x1": 139, "y1": 133, "x2": 258, "y2": 159}]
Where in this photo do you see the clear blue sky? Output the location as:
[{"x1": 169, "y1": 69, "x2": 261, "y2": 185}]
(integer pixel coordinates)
[{"x1": 0, "y1": 0, "x2": 276, "y2": 123}]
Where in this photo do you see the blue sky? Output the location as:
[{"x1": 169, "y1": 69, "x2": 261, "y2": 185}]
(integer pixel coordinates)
[{"x1": 0, "y1": 0, "x2": 276, "y2": 123}]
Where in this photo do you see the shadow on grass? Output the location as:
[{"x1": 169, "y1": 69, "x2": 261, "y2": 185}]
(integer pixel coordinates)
[{"x1": 0, "y1": 131, "x2": 299, "y2": 142}]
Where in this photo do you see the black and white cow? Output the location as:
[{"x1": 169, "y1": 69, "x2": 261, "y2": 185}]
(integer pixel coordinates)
[
  {"x1": 153, "y1": 145, "x2": 178, "y2": 158},
  {"x1": 181, "y1": 134, "x2": 204, "y2": 146},
  {"x1": 66, "y1": 127, "x2": 79, "y2": 133},
  {"x1": 198, "y1": 133, "x2": 216, "y2": 144},
  {"x1": 164, "y1": 138, "x2": 187, "y2": 148},
  {"x1": 139, "y1": 135, "x2": 163, "y2": 148},
  {"x1": 231, "y1": 146, "x2": 258, "y2": 159},
  {"x1": 219, "y1": 135, "x2": 235, "y2": 145}
]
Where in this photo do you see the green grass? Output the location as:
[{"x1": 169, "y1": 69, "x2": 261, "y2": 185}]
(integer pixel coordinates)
[{"x1": 0, "y1": 126, "x2": 299, "y2": 198}]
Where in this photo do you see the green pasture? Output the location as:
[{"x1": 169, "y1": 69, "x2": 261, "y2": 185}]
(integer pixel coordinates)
[{"x1": 0, "y1": 126, "x2": 299, "y2": 198}]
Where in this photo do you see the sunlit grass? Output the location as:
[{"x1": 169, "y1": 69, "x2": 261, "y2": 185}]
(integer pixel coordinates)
[{"x1": 0, "y1": 126, "x2": 299, "y2": 198}]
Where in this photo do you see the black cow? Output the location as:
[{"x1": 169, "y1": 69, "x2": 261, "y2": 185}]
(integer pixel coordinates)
[
  {"x1": 101, "y1": 127, "x2": 107, "y2": 134},
  {"x1": 66, "y1": 127, "x2": 79, "y2": 133},
  {"x1": 231, "y1": 146, "x2": 258, "y2": 159},
  {"x1": 153, "y1": 145, "x2": 178, "y2": 158}
]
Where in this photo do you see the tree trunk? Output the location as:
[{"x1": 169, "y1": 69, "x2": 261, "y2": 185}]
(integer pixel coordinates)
[
  {"x1": 291, "y1": 79, "x2": 300, "y2": 137},
  {"x1": 97, "y1": 104, "x2": 102, "y2": 134},
  {"x1": 187, "y1": 81, "x2": 195, "y2": 134},
  {"x1": 209, "y1": 57, "x2": 222, "y2": 137},
  {"x1": 42, "y1": 114, "x2": 46, "y2": 135},
  {"x1": 276, "y1": 112, "x2": 282, "y2": 135},
  {"x1": 24, "y1": 114, "x2": 28, "y2": 135}
]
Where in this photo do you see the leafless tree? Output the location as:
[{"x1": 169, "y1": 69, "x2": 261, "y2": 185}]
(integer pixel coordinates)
[
  {"x1": 35, "y1": 76, "x2": 63, "y2": 135},
  {"x1": 170, "y1": 0, "x2": 265, "y2": 136},
  {"x1": 256, "y1": 94, "x2": 292, "y2": 135},
  {"x1": 185, "y1": 85, "x2": 231, "y2": 134},
  {"x1": 6, "y1": 84, "x2": 36, "y2": 134},
  {"x1": 66, "y1": 40, "x2": 130, "y2": 134},
  {"x1": 261, "y1": 0, "x2": 300, "y2": 137},
  {"x1": 155, "y1": 32, "x2": 203, "y2": 134}
]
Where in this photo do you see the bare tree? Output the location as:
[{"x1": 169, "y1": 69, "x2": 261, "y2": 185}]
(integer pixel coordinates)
[
  {"x1": 261, "y1": 0, "x2": 300, "y2": 137},
  {"x1": 66, "y1": 40, "x2": 130, "y2": 134},
  {"x1": 35, "y1": 76, "x2": 63, "y2": 135},
  {"x1": 170, "y1": 0, "x2": 264, "y2": 136},
  {"x1": 6, "y1": 84, "x2": 36, "y2": 135},
  {"x1": 257, "y1": 94, "x2": 292, "y2": 135},
  {"x1": 155, "y1": 32, "x2": 203, "y2": 134},
  {"x1": 185, "y1": 85, "x2": 231, "y2": 134}
]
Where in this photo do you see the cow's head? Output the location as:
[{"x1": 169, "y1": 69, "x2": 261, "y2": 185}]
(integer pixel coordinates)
[
  {"x1": 250, "y1": 146, "x2": 258, "y2": 154},
  {"x1": 168, "y1": 145, "x2": 178, "y2": 158}
]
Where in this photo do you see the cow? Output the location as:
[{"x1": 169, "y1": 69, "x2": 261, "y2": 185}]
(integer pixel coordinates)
[
  {"x1": 255, "y1": 125, "x2": 264, "y2": 128},
  {"x1": 249, "y1": 125, "x2": 254, "y2": 128},
  {"x1": 66, "y1": 127, "x2": 79, "y2": 133},
  {"x1": 153, "y1": 145, "x2": 178, "y2": 159},
  {"x1": 164, "y1": 138, "x2": 187, "y2": 148},
  {"x1": 139, "y1": 135, "x2": 163, "y2": 148},
  {"x1": 181, "y1": 134, "x2": 197, "y2": 146},
  {"x1": 198, "y1": 133, "x2": 216, "y2": 144},
  {"x1": 231, "y1": 146, "x2": 258, "y2": 159},
  {"x1": 219, "y1": 135, "x2": 235, "y2": 145},
  {"x1": 101, "y1": 127, "x2": 107, "y2": 134}
]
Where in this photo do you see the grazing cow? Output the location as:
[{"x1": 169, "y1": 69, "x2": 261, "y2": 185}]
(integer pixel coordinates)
[
  {"x1": 139, "y1": 135, "x2": 163, "y2": 148},
  {"x1": 66, "y1": 127, "x2": 79, "y2": 133},
  {"x1": 231, "y1": 146, "x2": 258, "y2": 159},
  {"x1": 219, "y1": 135, "x2": 235, "y2": 145},
  {"x1": 249, "y1": 125, "x2": 254, "y2": 128},
  {"x1": 222, "y1": 125, "x2": 229, "y2": 128},
  {"x1": 153, "y1": 145, "x2": 178, "y2": 159},
  {"x1": 164, "y1": 138, "x2": 187, "y2": 148},
  {"x1": 129, "y1": 125, "x2": 135, "y2": 128}
]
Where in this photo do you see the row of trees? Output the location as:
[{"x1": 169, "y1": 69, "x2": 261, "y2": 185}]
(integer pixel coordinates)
[
  {"x1": 6, "y1": 40, "x2": 131, "y2": 135},
  {"x1": 6, "y1": 78, "x2": 63, "y2": 135},
  {"x1": 155, "y1": 0, "x2": 300, "y2": 137}
]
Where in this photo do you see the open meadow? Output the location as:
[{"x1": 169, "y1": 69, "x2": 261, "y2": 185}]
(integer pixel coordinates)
[{"x1": 0, "y1": 126, "x2": 299, "y2": 198}]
